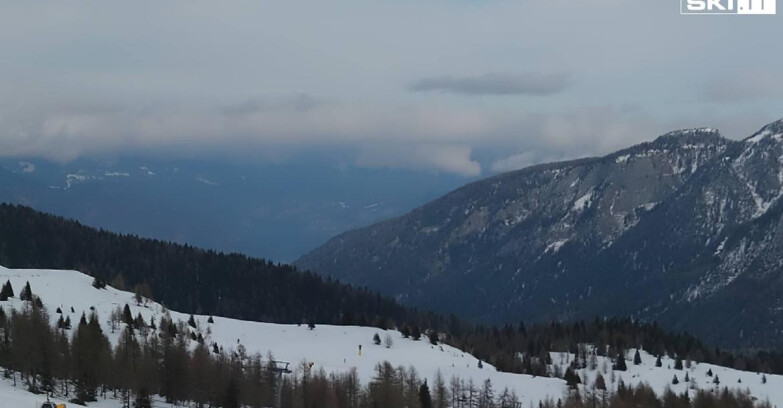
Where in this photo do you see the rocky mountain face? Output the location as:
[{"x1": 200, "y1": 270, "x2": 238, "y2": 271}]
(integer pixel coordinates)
[{"x1": 297, "y1": 119, "x2": 783, "y2": 348}]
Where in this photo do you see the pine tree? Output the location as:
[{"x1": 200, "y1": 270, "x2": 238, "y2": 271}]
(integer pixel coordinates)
[
  {"x1": 0, "y1": 280, "x2": 13, "y2": 300},
  {"x1": 133, "y1": 387, "x2": 152, "y2": 408},
  {"x1": 123, "y1": 304, "x2": 134, "y2": 327},
  {"x1": 412, "y1": 326, "x2": 422, "y2": 341},
  {"x1": 614, "y1": 350, "x2": 628, "y2": 371},
  {"x1": 655, "y1": 355, "x2": 662, "y2": 367},
  {"x1": 419, "y1": 379, "x2": 433, "y2": 408},
  {"x1": 564, "y1": 367, "x2": 581, "y2": 388},
  {"x1": 19, "y1": 281, "x2": 33, "y2": 301},
  {"x1": 207, "y1": 315, "x2": 214, "y2": 324},
  {"x1": 762, "y1": 374, "x2": 767, "y2": 384},
  {"x1": 706, "y1": 368, "x2": 713, "y2": 377},
  {"x1": 674, "y1": 356, "x2": 683, "y2": 370},
  {"x1": 633, "y1": 349, "x2": 642, "y2": 365},
  {"x1": 307, "y1": 320, "x2": 316, "y2": 330},
  {"x1": 188, "y1": 314, "x2": 197, "y2": 328},
  {"x1": 685, "y1": 372, "x2": 690, "y2": 383},
  {"x1": 373, "y1": 333, "x2": 381, "y2": 345},
  {"x1": 91, "y1": 277, "x2": 106, "y2": 289},
  {"x1": 428, "y1": 331, "x2": 439, "y2": 345},
  {"x1": 672, "y1": 375, "x2": 679, "y2": 385}
]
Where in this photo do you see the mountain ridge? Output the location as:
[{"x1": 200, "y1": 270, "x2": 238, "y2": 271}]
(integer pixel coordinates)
[{"x1": 296, "y1": 118, "x2": 783, "y2": 348}]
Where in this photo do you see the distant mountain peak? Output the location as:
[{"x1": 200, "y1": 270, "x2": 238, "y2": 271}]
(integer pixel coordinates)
[{"x1": 745, "y1": 118, "x2": 783, "y2": 144}]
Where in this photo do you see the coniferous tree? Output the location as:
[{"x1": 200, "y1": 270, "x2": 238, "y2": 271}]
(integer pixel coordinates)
[
  {"x1": 675, "y1": 356, "x2": 684, "y2": 370},
  {"x1": 672, "y1": 375, "x2": 679, "y2": 385},
  {"x1": 419, "y1": 379, "x2": 432, "y2": 408},
  {"x1": 19, "y1": 281, "x2": 33, "y2": 301},
  {"x1": 656, "y1": 355, "x2": 663, "y2": 367},
  {"x1": 564, "y1": 367, "x2": 581, "y2": 388},
  {"x1": 188, "y1": 314, "x2": 197, "y2": 328},
  {"x1": 92, "y1": 277, "x2": 106, "y2": 289},
  {"x1": 133, "y1": 387, "x2": 152, "y2": 408},
  {"x1": 634, "y1": 349, "x2": 642, "y2": 365},
  {"x1": 428, "y1": 331, "x2": 439, "y2": 345},
  {"x1": 412, "y1": 326, "x2": 422, "y2": 341},
  {"x1": 0, "y1": 280, "x2": 13, "y2": 300},
  {"x1": 373, "y1": 333, "x2": 381, "y2": 345},
  {"x1": 123, "y1": 304, "x2": 134, "y2": 327},
  {"x1": 614, "y1": 350, "x2": 628, "y2": 371}
]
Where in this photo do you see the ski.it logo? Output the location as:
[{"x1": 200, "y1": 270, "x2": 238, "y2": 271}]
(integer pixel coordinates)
[{"x1": 681, "y1": 0, "x2": 776, "y2": 14}]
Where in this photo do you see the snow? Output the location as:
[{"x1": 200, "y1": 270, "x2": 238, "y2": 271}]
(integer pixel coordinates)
[
  {"x1": 572, "y1": 191, "x2": 593, "y2": 211},
  {"x1": 545, "y1": 239, "x2": 569, "y2": 254},
  {"x1": 0, "y1": 266, "x2": 565, "y2": 407},
  {"x1": 746, "y1": 129, "x2": 783, "y2": 144},
  {"x1": 615, "y1": 154, "x2": 630, "y2": 164},
  {"x1": 551, "y1": 349, "x2": 782, "y2": 405},
  {"x1": 2, "y1": 266, "x2": 782, "y2": 406}
]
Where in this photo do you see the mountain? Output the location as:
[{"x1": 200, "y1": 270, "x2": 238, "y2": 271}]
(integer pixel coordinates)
[
  {"x1": 297, "y1": 119, "x2": 783, "y2": 349},
  {"x1": 0, "y1": 156, "x2": 466, "y2": 262}
]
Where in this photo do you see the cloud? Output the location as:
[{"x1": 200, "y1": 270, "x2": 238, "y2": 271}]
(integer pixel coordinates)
[
  {"x1": 490, "y1": 152, "x2": 538, "y2": 173},
  {"x1": 699, "y1": 71, "x2": 783, "y2": 103},
  {"x1": 409, "y1": 73, "x2": 570, "y2": 96},
  {"x1": 356, "y1": 144, "x2": 481, "y2": 176}
]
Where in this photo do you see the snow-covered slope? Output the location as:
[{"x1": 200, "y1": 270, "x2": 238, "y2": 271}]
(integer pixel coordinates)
[
  {"x1": 1, "y1": 266, "x2": 781, "y2": 407},
  {"x1": 550, "y1": 350, "x2": 781, "y2": 405},
  {"x1": 0, "y1": 266, "x2": 564, "y2": 407}
]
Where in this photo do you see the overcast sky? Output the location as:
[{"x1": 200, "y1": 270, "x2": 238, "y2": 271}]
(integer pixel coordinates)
[{"x1": 1, "y1": 0, "x2": 782, "y2": 176}]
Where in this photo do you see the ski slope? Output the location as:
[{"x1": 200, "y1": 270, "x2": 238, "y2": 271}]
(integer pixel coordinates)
[
  {"x1": 0, "y1": 266, "x2": 565, "y2": 407},
  {"x1": 1, "y1": 266, "x2": 781, "y2": 407}
]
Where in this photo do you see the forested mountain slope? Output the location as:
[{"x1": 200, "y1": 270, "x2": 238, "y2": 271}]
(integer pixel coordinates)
[
  {"x1": 298, "y1": 119, "x2": 783, "y2": 348},
  {"x1": 0, "y1": 203, "x2": 435, "y2": 328}
]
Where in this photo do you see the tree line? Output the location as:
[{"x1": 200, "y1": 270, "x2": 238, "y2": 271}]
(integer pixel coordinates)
[
  {"x1": 0, "y1": 293, "x2": 774, "y2": 408},
  {"x1": 3, "y1": 203, "x2": 783, "y2": 381}
]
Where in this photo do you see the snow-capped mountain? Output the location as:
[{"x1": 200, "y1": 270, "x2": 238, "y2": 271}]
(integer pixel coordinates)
[
  {"x1": 297, "y1": 119, "x2": 783, "y2": 348},
  {"x1": 1, "y1": 266, "x2": 781, "y2": 407}
]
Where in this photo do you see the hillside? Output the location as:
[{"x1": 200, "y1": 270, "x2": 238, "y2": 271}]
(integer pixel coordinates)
[
  {"x1": 297, "y1": 119, "x2": 783, "y2": 348},
  {"x1": 1, "y1": 267, "x2": 781, "y2": 407},
  {"x1": 0, "y1": 203, "x2": 436, "y2": 329}
]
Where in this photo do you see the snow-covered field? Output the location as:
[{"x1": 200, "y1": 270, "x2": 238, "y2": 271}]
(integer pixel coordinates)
[
  {"x1": 0, "y1": 266, "x2": 564, "y2": 407},
  {"x1": 1, "y1": 266, "x2": 781, "y2": 407}
]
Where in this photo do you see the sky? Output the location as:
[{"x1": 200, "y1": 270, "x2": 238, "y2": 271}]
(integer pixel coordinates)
[{"x1": 1, "y1": 0, "x2": 783, "y2": 177}]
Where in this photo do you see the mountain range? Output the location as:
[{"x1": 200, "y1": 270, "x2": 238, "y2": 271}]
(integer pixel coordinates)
[{"x1": 297, "y1": 119, "x2": 783, "y2": 348}]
